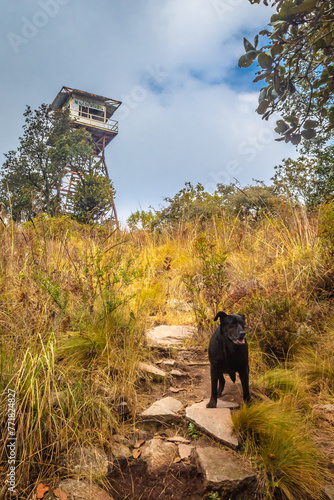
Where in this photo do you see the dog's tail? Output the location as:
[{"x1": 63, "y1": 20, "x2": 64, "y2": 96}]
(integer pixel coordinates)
[{"x1": 214, "y1": 311, "x2": 227, "y2": 322}]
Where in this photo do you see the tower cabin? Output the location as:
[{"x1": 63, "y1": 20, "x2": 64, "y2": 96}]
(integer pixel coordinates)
[{"x1": 51, "y1": 86, "x2": 122, "y2": 155}]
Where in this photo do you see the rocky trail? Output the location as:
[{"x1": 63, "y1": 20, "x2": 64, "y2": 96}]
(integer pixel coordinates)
[
  {"x1": 106, "y1": 325, "x2": 257, "y2": 500},
  {"x1": 40, "y1": 325, "x2": 334, "y2": 500}
]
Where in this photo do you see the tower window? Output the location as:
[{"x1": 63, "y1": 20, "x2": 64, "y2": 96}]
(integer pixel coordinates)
[{"x1": 79, "y1": 104, "x2": 105, "y2": 123}]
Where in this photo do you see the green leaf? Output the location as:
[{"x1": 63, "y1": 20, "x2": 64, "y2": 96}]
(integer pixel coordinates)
[
  {"x1": 327, "y1": 66, "x2": 334, "y2": 77},
  {"x1": 275, "y1": 120, "x2": 289, "y2": 134},
  {"x1": 253, "y1": 73, "x2": 269, "y2": 83},
  {"x1": 257, "y1": 99, "x2": 270, "y2": 115},
  {"x1": 271, "y1": 44, "x2": 284, "y2": 57},
  {"x1": 270, "y1": 20, "x2": 286, "y2": 27},
  {"x1": 276, "y1": 0, "x2": 294, "y2": 20},
  {"x1": 259, "y1": 88, "x2": 267, "y2": 103},
  {"x1": 301, "y1": 129, "x2": 316, "y2": 139},
  {"x1": 243, "y1": 38, "x2": 255, "y2": 53},
  {"x1": 259, "y1": 29, "x2": 271, "y2": 36},
  {"x1": 291, "y1": 134, "x2": 301, "y2": 145},
  {"x1": 328, "y1": 111, "x2": 334, "y2": 125},
  {"x1": 258, "y1": 52, "x2": 273, "y2": 70},
  {"x1": 291, "y1": 0, "x2": 317, "y2": 14},
  {"x1": 238, "y1": 53, "x2": 256, "y2": 68},
  {"x1": 273, "y1": 71, "x2": 281, "y2": 93},
  {"x1": 303, "y1": 119, "x2": 318, "y2": 129},
  {"x1": 285, "y1": 115, "x2": 299, "y2": 125},
  {"x1": 254, "y1": 34, "x2": 259, "y2": 49},
  {"x1": 313, "y1": 79, "x2": 326, "y2": 89}
]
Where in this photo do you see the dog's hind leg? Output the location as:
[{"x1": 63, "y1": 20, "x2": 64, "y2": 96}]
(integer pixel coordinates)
[
  {"x1": 217, "y1": 372, "x2": 225, "y2": 398},
  {"x1": 239, "y1": 366, "x2": 250, "y2": 403}
]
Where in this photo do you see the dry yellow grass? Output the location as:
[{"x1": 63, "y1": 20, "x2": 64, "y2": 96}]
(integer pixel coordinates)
[{"x1": 0, "y1": 204, "x2": 333, "y2": 497}]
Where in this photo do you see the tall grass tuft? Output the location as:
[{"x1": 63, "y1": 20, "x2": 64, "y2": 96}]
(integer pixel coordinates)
[{"x1": 232, "y1": 401, "x2": 328, "y2": 499}]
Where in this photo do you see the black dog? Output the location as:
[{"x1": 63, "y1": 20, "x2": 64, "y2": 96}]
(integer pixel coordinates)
[{"x1": 207, "y1": 311, "x2": 250, "y2": 408}]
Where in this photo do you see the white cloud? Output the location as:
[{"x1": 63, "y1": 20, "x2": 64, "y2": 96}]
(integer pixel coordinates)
[{"x1": 0, "y1": 0, "x2": 298, "y2": 225}]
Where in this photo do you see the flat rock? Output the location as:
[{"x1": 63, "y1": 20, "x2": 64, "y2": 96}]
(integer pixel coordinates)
[
  {"x1": 196, "y1": 447, "x2": 256, "y2": 491},
  {"x1": 141, "y1": 438, "x2": 178, "y2": 473},
  {"x1": 146, "y1": 325, "x2": 197, "y2": 349},
  {"x1": 186, "y1": 402, "x2": 238, "y2": 449},
  {"x1": 167, "y1": 436, "x2": 191, "y2": 444},
  {"x1": 315, "y1": 404, "x2": 334, "y2": 413},
  {"x1": 170, "y1": 369, "x2": 188, "y2": 377},
  {"x1": 60, "y1": 446, "x2": 109, "y2": 477},
  {"x1": 140, "y1": 396, "x2": 183, "y2": 422},
  {"x1": 138, "y1": 362, "x2": 167, "y2": 378},
  {"x1": 58, "y1": 479, "x2": 114, "y2": 500},
  {"x1": 196, "y1": 399, "x2": 239, "y2": 410},
  {"x1": 179, "y1": 443, "x2": 195, "y2": 460},
  {"x1": 160, "y1": 359, "x2": 176, "y2": 366},
  {"x1": 324, "y1": 484, "x2": 334, "y2": 500},
  {"x1": 109, "y1": 442, "x2": 132, "y2": 461}
]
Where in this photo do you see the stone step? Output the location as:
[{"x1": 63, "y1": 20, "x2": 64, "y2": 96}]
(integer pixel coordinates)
[
  {"x1": 139, "y1": 396, "x2": 183, "y2": 423},
  {"x1": 138, "y1": 361, "x2": 167, "y2": 378},
  {"x1": 196, "y1": 446, "x2": 256, "y2": 494},
  {"x1": 140, "y1": 438, "x2": 178, "y2": 473},
  {"x1": 186, "y1": 400, "x2": 238, "y2": 449},
  {"x1": 57, "y1": 479, "x2": 114, "y2": 500},
  {"x1": 146, "y1": 325, "x2": 197, "y2": 349}
]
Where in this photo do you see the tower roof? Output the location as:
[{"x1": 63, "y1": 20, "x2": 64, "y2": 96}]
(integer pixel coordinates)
[{"x1": 51, "y1": 86, "x2": 122, "y2": 117}]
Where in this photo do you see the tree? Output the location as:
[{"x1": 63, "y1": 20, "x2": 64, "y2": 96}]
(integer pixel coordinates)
[
  {"x1": 220, "y1": 183, "x2": 280, "y2": 220},
  {"x1": 127, "y1": 181, "x2": 281, "y2": 230},
  {"x1": 127, "y1": 182, "x2": 226, "y2": 230},
  {"x1": 272, "y1": 145, "x2": 334, "y2": 207},
  {"x1": 1, "y1": 104, "x2": 63, "y2": 220},
  {"x1": 239, "y1": 0, "x2": 334, "y2": 145},
  {"x1": 71, "y1": 164, "x2": 116, "y2": 223},
  {"x1": 0, "y1": 104, "x2": 115, "y2": 223}
]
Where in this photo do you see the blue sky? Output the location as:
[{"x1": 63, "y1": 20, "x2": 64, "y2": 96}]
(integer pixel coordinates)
[{"x1": 0, "y1": 0, "x2": 298, "y2": 224}]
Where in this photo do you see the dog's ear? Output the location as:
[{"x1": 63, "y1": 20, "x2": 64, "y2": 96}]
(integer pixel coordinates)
[{"x1": 214, "y1": 311, "x2": 227, "y2": 322}]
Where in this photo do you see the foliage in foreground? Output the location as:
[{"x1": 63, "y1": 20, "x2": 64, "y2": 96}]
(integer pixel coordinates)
[{"x1": 239, "y1": 0, "x2": 334, "y2": 144}]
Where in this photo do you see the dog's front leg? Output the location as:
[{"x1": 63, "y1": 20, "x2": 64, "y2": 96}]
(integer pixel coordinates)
[
  {"x1": 207, "y1": 364, "x2": 219, "y2": 408},
  {"x1": 239, "y1": 366, "x2": 250, "y2": 403},
  {"x1": 217, "y1": 372, "x2": 225, "y2": 398}
]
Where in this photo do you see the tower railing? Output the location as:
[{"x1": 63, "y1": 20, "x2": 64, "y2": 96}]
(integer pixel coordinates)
[{"x1": 70, "y1": 109, "x2": 119, "y2": 133}]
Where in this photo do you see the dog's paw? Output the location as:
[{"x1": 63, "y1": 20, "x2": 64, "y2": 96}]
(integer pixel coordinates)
[{"x1": 206, "y1": 399, "x2": 217, "y2": 408}]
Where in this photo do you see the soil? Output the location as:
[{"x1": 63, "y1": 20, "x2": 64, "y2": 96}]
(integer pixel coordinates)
[{"x1": 109, "y1": 460, "x2": 205, "y2": 500}]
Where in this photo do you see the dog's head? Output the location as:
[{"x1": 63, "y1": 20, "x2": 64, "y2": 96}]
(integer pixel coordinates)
[{"x1": 214, "y1": 311, "x2": 246, "y2": 345}]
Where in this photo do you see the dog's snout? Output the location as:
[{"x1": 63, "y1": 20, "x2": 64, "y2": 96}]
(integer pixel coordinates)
[{"x1": 239, "y1": 331, "x2": 245, "y2": 339}]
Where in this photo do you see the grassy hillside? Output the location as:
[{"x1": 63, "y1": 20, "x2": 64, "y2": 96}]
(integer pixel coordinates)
[{"x1": 0, "y1": 202, "x2": 333, "y2": 498}]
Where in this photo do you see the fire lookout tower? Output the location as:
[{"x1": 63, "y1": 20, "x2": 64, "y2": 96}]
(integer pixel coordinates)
[{"x1": 51, "y1": 86, "x2": 122, "y2": 224}]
